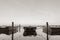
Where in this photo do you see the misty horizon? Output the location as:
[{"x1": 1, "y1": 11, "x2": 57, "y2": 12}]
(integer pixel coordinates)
[{"x1": 0, "y1": 0, "x2": 60, "y2": 25}]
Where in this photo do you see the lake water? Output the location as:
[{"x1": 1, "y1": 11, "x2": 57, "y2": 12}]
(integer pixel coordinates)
[{"x1": 0, "y1": 27, "x2": 60, "y2": 40}]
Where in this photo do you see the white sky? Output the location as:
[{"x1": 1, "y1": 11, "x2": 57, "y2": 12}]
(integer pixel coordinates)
[{"x1": 0, "y1": 0, "x2": 60, "y2": 25}]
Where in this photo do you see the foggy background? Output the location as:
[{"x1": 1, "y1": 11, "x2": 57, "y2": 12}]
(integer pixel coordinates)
[{"x1": 0, "y1": 0, "x2": 60, "y2": 25}]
